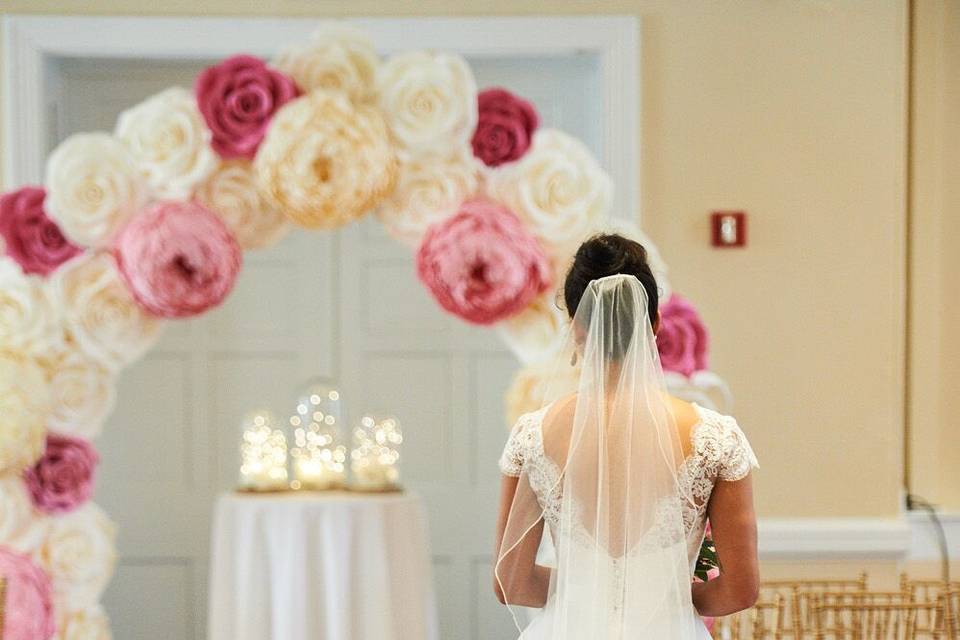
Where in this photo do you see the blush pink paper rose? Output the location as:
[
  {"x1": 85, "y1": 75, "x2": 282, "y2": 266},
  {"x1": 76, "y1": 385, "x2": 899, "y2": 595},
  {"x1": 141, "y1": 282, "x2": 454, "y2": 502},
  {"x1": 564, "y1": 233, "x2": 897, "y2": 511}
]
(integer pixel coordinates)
[
  {"x1": 416, "y1": 198, "x2": 551, "y2": 325},
  {"x1": 471, "y1": 88, "x2": 539, "y2": 167},
  {"x1": 23, "y1": 433, "x2": 99, "y2": 516},
  {"x1": 113, "y1": 201, "x2": 242, "y2": 319},
  {"x1": 0, "y1": 186, "x2": 82, "y2": 277},
  {"x1": 195, "y1": 54, "x2": 300, "y2": 160},
  {"x1": 0, "y1": 547, "x2": 56, "y2": 640},
  {"x1": 657, "y1": 294, "x2": 709, "y2": 377}
]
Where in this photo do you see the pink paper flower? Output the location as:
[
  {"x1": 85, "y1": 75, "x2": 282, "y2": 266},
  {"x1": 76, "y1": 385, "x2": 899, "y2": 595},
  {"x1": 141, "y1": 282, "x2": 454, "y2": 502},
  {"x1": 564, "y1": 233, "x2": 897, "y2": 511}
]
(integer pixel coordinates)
[
  {"x1": 195, "y1": 54, "x2": 300, "y2": 160},
  {"x1": 113, "y1": 200, "x2": 242, "y2": 319},
  {"x1": 23, "y1": 433, "x2": 99, "y2": 515},
  {"x1": 471, "y1": 88, "x2": 539, "y2": 167},
  {"x1": 0, "y1": 186, "x2": 82, "y2": 277},
  {"x1": 657, "y1": 294, "x2": 709, "y2": 377},
  {"x1": 0, "y1": 547, "x2": 56, "y2": 640},
  {"x1": 416, "y1": 198, "x2": 551, "y2": 325}
]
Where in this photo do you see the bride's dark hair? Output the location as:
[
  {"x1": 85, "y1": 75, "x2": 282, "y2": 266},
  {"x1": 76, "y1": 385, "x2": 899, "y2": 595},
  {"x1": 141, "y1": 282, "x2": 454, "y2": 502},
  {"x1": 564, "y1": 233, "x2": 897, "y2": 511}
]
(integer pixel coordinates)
[{"x1": 563, "y1": 233, "x2": 660, "y2": 322}]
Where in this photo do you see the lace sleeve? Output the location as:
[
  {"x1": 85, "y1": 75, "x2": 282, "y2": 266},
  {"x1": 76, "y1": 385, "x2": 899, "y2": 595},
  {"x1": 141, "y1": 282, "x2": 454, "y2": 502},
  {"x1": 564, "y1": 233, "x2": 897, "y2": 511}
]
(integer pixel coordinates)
[
  {"x1": 498, "y1": 413, "x2": 535, "y2": 477},
  {"x1": 717, "y1": 418, "x2": 759, "y2": 482}
]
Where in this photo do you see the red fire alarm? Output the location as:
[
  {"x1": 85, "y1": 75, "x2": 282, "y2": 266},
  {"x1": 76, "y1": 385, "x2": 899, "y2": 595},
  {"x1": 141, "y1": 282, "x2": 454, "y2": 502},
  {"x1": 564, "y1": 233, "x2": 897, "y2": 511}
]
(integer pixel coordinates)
[{"x1": 711, "y1": 211, "x2": 747, "y2": 247}]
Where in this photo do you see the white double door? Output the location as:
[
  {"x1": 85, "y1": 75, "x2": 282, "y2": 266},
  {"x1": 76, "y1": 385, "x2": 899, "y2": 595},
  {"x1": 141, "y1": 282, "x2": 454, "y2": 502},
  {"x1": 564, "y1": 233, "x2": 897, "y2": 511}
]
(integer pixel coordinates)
[{"x1": 52, "y1": 52, "x2": 602, "y2": 639}]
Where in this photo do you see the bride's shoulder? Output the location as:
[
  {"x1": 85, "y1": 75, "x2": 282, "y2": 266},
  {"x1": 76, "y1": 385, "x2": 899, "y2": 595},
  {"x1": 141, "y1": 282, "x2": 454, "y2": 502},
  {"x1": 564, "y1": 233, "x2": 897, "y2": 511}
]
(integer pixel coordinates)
[{"x1": 684, "y1": 402, "x2": 759, "y2": 481}]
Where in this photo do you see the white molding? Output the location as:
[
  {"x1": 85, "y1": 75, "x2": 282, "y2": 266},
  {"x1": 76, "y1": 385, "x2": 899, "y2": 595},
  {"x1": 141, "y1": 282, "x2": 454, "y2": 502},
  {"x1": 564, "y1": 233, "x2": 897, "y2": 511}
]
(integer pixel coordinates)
[
  {"x1": 1, "y1": 15, "x2": 639, "y2": 220},
  {"x1": 906, "y1": 510, "x2": 960, "y2": 562},
  {"x1": 758, "y1": 518, "x2": 913, "y2": 560}
]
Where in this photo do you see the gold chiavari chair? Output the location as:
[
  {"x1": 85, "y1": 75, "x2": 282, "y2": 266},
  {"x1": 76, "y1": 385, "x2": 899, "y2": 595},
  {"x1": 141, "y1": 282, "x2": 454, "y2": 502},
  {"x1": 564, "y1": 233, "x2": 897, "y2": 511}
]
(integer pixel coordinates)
[
  {"x1": 0, "y1": 576, "x2": 6, "y2": 638},
  {"x1": 711, "y1": 596, "x2": 785, "y2": 640},
  {"x1": 812, "y1": 601, "x2": 944, "y2": 640},
  {"x1": 941, "y1": 588, "x2": 959, "y2": 640},
  {"x1": 760, "y1": 573, "x2": 869, "y2": 638},
  {"x1": 901, "y1": 575, "x2": 960, "y2": 637}
]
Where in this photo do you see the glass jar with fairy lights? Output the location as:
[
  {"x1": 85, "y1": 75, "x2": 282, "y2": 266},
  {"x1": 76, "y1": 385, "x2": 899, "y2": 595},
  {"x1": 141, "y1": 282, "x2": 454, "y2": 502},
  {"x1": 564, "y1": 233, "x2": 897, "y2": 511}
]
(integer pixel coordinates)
[
  {"x1": 350, "y1": 413, "x2": 403, "y2": 492},
  {"x1": 288, "y1": 381, "x2": 347, "y2": 491},
  {"x1": 238, "y1": 409, "x2": 289, "y2": 491}
]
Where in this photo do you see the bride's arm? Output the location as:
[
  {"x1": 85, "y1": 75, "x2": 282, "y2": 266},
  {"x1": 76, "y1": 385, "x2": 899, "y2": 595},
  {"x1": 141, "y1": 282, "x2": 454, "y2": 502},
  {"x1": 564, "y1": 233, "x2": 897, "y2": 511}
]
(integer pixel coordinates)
[
  {"x1": 492, "y1": 475, "x2": 551, "y2": 607},
  {"x1": 691, "y1": 474, "x2": 760, "y2": 617}
]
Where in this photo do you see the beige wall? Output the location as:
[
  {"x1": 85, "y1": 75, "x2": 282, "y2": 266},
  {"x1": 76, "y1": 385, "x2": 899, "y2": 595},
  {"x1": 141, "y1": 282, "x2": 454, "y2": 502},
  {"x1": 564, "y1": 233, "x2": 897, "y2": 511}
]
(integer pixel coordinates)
[
  {"x1": 909, "y1": 0, "x2": 960, "y2": 511},
  {"x1": 0, "y1": 1, "x2": 917, "y2": 519}
]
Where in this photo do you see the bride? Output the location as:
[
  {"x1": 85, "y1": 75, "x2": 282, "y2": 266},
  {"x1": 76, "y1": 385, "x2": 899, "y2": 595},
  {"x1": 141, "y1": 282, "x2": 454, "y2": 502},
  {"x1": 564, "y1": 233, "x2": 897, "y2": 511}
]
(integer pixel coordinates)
[{"x1": 493, "y1": 234, "x2": 760, "y2": 639}]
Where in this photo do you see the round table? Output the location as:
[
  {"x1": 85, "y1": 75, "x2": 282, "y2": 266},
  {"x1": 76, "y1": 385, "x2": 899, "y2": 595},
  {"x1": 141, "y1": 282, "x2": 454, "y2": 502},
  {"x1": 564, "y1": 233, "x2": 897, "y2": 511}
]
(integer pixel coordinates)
[{"x1": 208, "y1": 491, "x2": 439, "y2": 640}]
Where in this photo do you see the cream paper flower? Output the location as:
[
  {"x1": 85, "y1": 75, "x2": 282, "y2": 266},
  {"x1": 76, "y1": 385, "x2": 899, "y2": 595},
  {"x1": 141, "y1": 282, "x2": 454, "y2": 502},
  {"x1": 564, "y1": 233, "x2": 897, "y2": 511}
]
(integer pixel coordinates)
[
  {"x1": 486, "y1": 129, "x2": 612, "y2": 256},
  {"x1": 376, "y1": 52, "x2": 478, "y2": 158},
  {"x1": 274, "y1": 23, "x2": 379, "y2": 103},
  {"x1": 195, "y1": 160, "x2": 290, "y2": 250},
  {"x1": 41, "y1": 338, "x2": 116, "y2": 439},
  {"x1": 56, "y1": 605, "x2": 112, "y2": 640},
  {"x1": 0, "y1": 474, "x2": 48, "y2": 553},
  {"x1": 51, "y1": 253, "x2": 163, "y2": 372},
  {"x1": 498, "y1": 292, "x2": 570, "y2": 366},
  {"x1": 255, "y1": 91, "x2": 396, "y2": 230},
  {"x1": 115, "y1": 87, "x2": 218, "y2": 200},
  {"x1": 505, "y1": 358, "x2": 580, "y2": 428},
  {"x1": 45, "y1": 133, "x2": 148, "y2": 248},
  {"x1": 38, "y1": 502, "x2": 116, "y2": 611},
  {"x1": 375, "y1": 151, "x2": 480, "y2": 246},
  {"x1": 0, "y1": 352, "x2": 51, "y2": 473},
  {"x1": 0, "y1": 258, "x2": 63, "y2": 357}
]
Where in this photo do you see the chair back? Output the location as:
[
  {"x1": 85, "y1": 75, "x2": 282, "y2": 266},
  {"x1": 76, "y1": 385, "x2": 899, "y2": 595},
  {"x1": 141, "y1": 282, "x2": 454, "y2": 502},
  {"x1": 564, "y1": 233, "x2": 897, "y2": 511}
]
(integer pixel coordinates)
[
  {"x1": 812, "y1": 601, "x2": 943, "y2": 640},
  {"x1": 760, "y1": 573, "x2": 868, "y2": 637}
]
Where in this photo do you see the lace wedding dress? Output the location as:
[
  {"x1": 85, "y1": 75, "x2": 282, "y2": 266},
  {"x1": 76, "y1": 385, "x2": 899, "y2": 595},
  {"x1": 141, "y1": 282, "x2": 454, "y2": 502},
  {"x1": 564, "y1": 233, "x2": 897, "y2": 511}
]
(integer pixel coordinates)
[{"x1": 499, "y1": 402, "x2": 758, "y2": 639}]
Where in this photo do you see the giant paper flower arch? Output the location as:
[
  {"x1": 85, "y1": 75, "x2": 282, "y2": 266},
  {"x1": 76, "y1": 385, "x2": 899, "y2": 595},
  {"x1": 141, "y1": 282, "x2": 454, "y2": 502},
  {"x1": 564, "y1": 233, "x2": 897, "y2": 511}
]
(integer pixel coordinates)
[{"x1": 0, "y1": 23, "x2": 727, "y2": 637}]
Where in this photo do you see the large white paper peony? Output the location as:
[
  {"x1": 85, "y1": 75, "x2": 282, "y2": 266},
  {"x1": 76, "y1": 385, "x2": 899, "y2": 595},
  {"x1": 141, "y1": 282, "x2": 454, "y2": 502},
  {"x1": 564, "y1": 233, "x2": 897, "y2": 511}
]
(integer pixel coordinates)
[
  {"x1": 0, "y1": 352, "x2": 51, "y2": 473},
  {"x1": 0, "y1": 474, "x2": 48, "y2": 553},
  {"x1": 195, "y1": 160, "x2": 290, "y2": 250},
  {"x1": 57, "y1": 605, "x2": 112, "y2": 640},
  {"x1": 486, "y1": 129, "x2": 612, "y2": 256},
  {"x1": 38, "y1": 502, "x2": 116, "y2": 611},
  {"x1": 377, "y1": 52, "x2": 478, "y2": 158},
  {"x1": 45, "y1": 133, "x2": 148, "y2": 248},
  {"x1": 42, "y1": 339, "x2": 117, "y2": 439},
  {"x1": 255, "y1": 90, "x2": 396, "y2": 230},
  {"x1": 375, "y1": 151, "x2": 480, "y2": 246},
  {"x1": 51, "y1": 253, "x2": 163, "y2": 372},
  {"x1": 274, "y1": 23, "x2": 379, "y2": 104},
  {"x1": 497, "y1": 292, "x2": 570, "y2": 366},
  {"x1": 0, "y1": 258, "x2": 63, "y2": 357},
  {"x1": 115, "y1": 87, "x2": 218, "y2": 200}
]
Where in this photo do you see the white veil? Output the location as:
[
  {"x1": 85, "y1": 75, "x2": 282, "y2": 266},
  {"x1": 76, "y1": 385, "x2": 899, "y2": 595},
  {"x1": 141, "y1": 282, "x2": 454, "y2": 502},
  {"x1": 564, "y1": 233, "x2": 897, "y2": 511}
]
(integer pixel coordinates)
[{"x1": 495, "y1": 274, "x2": 702, "y2": 639}]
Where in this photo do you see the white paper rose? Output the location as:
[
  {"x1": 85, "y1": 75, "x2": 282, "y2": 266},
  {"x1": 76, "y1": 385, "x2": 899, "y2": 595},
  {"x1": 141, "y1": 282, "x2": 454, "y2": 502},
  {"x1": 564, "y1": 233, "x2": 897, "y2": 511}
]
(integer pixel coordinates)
[
  {"x1": 377, "y1": 52, "x2": 478, "y2": 158},
  {"x1": 0, "y1": 258, "x2": 63, "y2": 357},
  {"x1": 115, "y1": 87, "x2": 218, "y2": 200},
  {"x1": 498, "y1": 293, "x2": 569, "y2": 365},
  {"x1": 375, "y1": 152, "x2": 480, "y2": 246},
  {"x1": 41, "y1": 339, "x2": 116, "y2": 439},
  {"x1": 274, "y1": 23, "x2": 379, "y2": 104},
  {"x1": 486, "y1": 129, "x2": 612, "y2": 256},
  {"x1": 195, "y1": 160, "x2": 290, "y2": 250},
  {"x1": 57, "y1": 605, "x2": 112, "y2": 640},
  {"x1": 0, "y1": 352, "x2": 51, "y2": 473},
  {"x1": 45, "y1": 133, "x2": 148, "y2": 248},
  {"x1": 51, "y1": 253, "x2": 163, "y2": 372},
  {"x1": 0, "y1": 474, "x2": 48, "y2": 553},
  {"x1": 38, "y1": 502, "x2": 116, "y2": 611},
  {"x1": 505, "y1": 358, "x2": 580, "y2": 428},
  {"x1": 255, "y1": 91, "x2": 397, "y2": 230}
]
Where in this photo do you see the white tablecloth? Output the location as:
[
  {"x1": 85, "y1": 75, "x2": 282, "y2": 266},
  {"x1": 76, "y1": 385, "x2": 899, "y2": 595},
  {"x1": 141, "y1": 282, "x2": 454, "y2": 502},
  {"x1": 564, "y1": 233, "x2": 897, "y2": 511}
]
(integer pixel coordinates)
[{"x1": 208, "y1": 491, "x2": 439, "y2": 640}]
